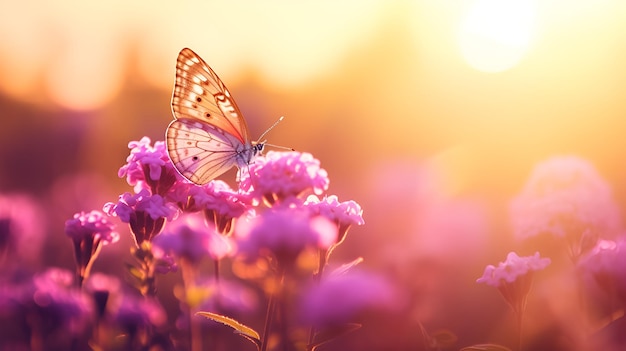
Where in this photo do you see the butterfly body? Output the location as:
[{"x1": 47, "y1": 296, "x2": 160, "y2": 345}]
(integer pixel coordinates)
[{"x1": 167, "y1": 48, "x2": 264, "y2": 185}]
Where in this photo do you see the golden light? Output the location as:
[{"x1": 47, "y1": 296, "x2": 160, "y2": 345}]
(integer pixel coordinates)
[{"x1": 458, "y1": 0, "x2": 536, "y2": 73}]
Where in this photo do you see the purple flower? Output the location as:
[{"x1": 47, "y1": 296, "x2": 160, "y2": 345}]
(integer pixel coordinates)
[
  {"x1": 31, "y1": 268, "x2": 94, "y2": 335},
  {"x1": 511, "y1": 156, "x2": 621, "y2": 260},
  {"x1": 167, "y1": 180, "x2": 250, "y2": 234},
  {"x1": 104, "y1": 189, "x2": 179, "y2": 246},
  {"x1": 477, "y1": 252, "x2": 550, "y2": 314},
  {"x1": 65, "y1": 210, "x2": 119, "y2": 286},
  {"x1": 235, "y1": 209, "x2": 338, "y2": 268},
  {"x1": 109, "y1": 293, "x2": 166, "y2": 339},
  {"x1": 84, "y1": 273, "x2": 122, "y2": 319},
  {"x1": 152, "y1": 214, "x2": 233, "y2": 264},
  {"x1": 239, "y1": 151, "x2": 330, "y2": 206},
  {"x1": 65, "y1": 210, "x2": 119, "y2": 244},
  {"x1": 299, "y1": 270, "x2": 402, "y2": 327},
  {"x1": 578, "y1": 238, "x2": 626, "y2": 304},
  {"x1": 118, "y1": 137, "x2": 181, "y2": 195},
  {"x1": 305, "y1": 195, "x2": 364, "y2": 245},
  {"x1": 199, "y1": 181, "x2": 249, "y2": 235},
  {"x1": 0, "y1": 193, "x2": 45, "y2": 263},
  {"x1": 165, "y1": 181, "x2": 206, "y2": 212}
]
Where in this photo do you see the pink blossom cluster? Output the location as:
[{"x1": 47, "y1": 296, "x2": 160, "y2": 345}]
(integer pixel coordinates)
[
  {"x1": 578, "y1": 237, "x2": 626, "y2": 303},
  {"x1": 50, "y1": 136, "x2": 383, "y2": 350},
  {"x1": 510, "y1": 156, "x2": 621, "y2": 254},
  {"x1": 477, "y1": 252, "x2": 551, "y2": 288},
  {"x1": 103, "y1": 137, "x2": 366, "y2": 271}
]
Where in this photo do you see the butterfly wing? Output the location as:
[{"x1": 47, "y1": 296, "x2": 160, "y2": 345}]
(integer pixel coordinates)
[
  {"x1": 171, "y1": 48, "x2": 250, "y2": 143},
  {"x1": 167, "y1": 118, "x2": 247, "y2": 185}
]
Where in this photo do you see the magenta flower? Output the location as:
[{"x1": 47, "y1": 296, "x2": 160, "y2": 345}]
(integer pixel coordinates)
[
  {"x1": 477, "y1": 252, "x2": 550, "y2": 314},
  {"x1": 511, "y1": 156, "x2": 621, "y2": 260},
  {"x1": 305, "y1": 195, "x2": 364, "y2": 245},
  {"x1": 578, "y1": 238, "x2": 626, "y2": 304},
  {"x1": 65, "y1": 210, "x2": 119, "y2": 286},
  {"x1": 30, "y1": 268, "x2": 95, "y2": 336},
  {"x1": 118, "y1": 137, "x2": 181, "y2": 196},
  {"x1": 84, "y1": 273, "x2": 122, "y2": 319},
  {"x1": 235, "y1": 209, "x2": 338, "y2": 268},
  {"x1": 165, "y1": 181, "x2": 207, "y2": 212},
  {"x1": 0, "y1": 193, "x2": 44, "y2": 263},
  {"x1": 199, "y1": 181, "x2": 249, "y2": 235},
  {"x1": 109, "y1": 293, "x2": 167, "y2": 344},
  {"x1": 239, "y1": 151, "x2": 330, "y2": 206},
  {"x1": 299, "y1": 270, "x2": 402, "y2": 327},
  {"x1": 166, "y1": 180, "x2": 248, "y2": 235},
  {"x1": 103, "y1": 189, "x2": 178, "y2": 246},
  {"x1": 152, "y1": 214, "x2": 233, "y2": 264}
]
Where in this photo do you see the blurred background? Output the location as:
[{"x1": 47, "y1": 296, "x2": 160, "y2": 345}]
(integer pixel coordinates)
[{"x1": 1, "y1": 0, "x2": 626, "y2": 349}]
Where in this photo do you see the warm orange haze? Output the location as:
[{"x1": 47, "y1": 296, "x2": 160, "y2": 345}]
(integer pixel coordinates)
[{"x1": 1, "y1": 1, "x2": 626, "y2": 350}]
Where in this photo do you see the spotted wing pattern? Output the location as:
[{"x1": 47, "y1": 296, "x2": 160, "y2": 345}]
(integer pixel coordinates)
[
  {"x1": 171, "y1": 47, "x2": 250, "y2": 143},
  {"x1": 167, "y1": 48, "x2": 256, "y2": 184}
]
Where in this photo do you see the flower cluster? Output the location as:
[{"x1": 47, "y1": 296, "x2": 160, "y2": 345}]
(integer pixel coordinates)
[
  {"x1": 104, "y1": 189, "x2": 178, "y2": 246},
  {"x1": 578, "y1": 237, "x2": 626, "y2": 304},
  {"x1": 510, "y1": 156, "x2": 621, "y2": 260},
  {"x1": 477, "y1": 252, "x2": 550, "y2": 315},
  {"x1": 94, "y1": 137, "x2": 370, "y2": 350},
  {"x1": 64, "y1": 210, "x2": 119, "y2": 286},
  {"x1": 118, "y1": 137, "x2": 180, "y2": 195},
  {"x1": 239, "y1": 151, "x2": 330, "y2": 206}
]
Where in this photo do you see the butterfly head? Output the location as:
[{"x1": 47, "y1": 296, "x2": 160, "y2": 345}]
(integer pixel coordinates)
[{"x1": 253, "y1": 142, "x2": 265, "y2": 155}]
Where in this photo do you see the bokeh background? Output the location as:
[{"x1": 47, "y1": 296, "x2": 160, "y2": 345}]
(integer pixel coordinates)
[{"x1": 1, "y1": 0, "x2": 626, "y2": 349}]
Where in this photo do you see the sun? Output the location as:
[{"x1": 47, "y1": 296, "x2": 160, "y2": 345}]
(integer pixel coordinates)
[{"x1": 458, "y1": 0, "x2": 536, "y2": 73}]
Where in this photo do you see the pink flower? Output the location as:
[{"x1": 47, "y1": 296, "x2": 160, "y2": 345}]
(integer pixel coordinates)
[
  {"x1": 0, "y1": 193, "x2": 45, "y2": 262},
  {"x1": 196, "y1": 180, "x2": 249, "y2": 235},
  {"x1": 510, "y1": 156, "x2": 621, "y2": 260},
  {"x1": 118, "y1": 137, "x2": 181, "y2": 196},
  {"x1": 65, "y1": 210, "x2": 119, "y2": 244},
  {"x1": 477, "y1": 252, "x2": 550, "y2": 314},
  {"x1": 299, "y1": 270, "x2": 402, "y2": 327},
  {"x1": 578, "y1": 238, "x2": 626, "y2": 304},
  {"x1": 152, "y1": 214, "x2": 233, "y2": 263},
  {"x1": 65, "y1": 210, "x2": 119, "y2": 285},
  {"x1": 239, "y1": 151, "x2": 330, "y2": 206},
  {"x1": 165, "y1": 181, "x2": 207, "y2": 212},
  {"x1": 109, "y1": 294, "x2": 167, "y2": 341},
  {"x1": 166, "y1": 180, "x2": 249, "y2": 235},
  {"x1": 31, "y1": 268, "x2": 95, "y2": 335},
  {"x1": 84, "y1": 273, "x2": 122, "y2": 319},
  {"x1": 305, "y1": 195, "x2": 364, "y2": 245},
  {"x1": 235, "y1": 209, "x2": 338, "y2": 268},
  {"x1": 103, "y1": 189, "x2": 178, "y2": 246}
]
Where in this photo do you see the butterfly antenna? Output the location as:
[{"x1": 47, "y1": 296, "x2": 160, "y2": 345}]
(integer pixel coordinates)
[
  {"x1": 264, "y1": 143, "x2": 295, "y2": 151},
  {"x1": 257, "y1": 116, "x2": 285, "y2": 142}
]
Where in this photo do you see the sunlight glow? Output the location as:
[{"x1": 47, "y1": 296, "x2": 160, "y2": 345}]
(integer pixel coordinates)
[{"x1": 458, "y1": 0, "x2": 536, "y2": 73}]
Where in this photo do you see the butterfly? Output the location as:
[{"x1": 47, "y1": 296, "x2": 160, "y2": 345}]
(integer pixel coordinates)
[{"x1": 166, "y1": 48, "x2": 278, "y2": 185}]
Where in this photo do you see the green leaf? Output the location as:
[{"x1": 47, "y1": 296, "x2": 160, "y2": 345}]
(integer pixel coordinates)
[
  {"x1": 310, "y1": 323, "x2": 362, "y2": 350},
  {"x1": 460, "y1": 345, "x2": 511, "y2": 351},
  {"x1": 197, "y1": 311, "x2": 261, "y2": 348}
]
